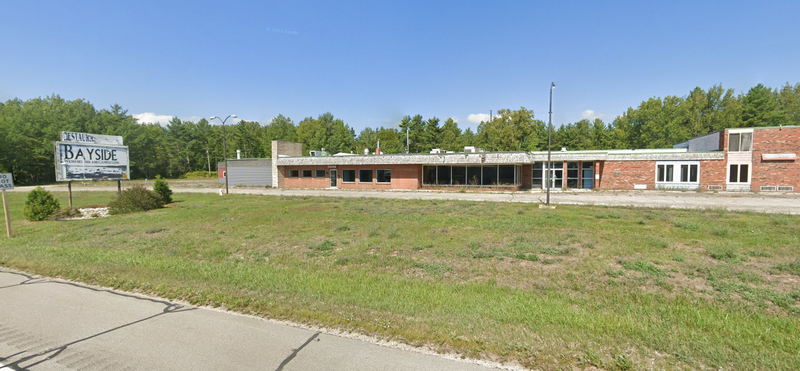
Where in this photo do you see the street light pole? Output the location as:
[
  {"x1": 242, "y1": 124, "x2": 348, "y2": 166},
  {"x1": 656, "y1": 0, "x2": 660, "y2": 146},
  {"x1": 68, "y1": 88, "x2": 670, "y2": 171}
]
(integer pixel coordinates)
[
  {"x1": 209, "y1": 114, "x2": 238, "y2": 194},
  {"x1": 546, "y1": 82, "x2": 555, "y2": 206}
]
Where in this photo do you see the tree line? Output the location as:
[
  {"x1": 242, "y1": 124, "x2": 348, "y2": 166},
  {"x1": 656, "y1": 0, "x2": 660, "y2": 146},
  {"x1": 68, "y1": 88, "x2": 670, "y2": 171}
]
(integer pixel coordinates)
[{"x1": 1, "y1": 83, "x2": 798, "y2": 185}]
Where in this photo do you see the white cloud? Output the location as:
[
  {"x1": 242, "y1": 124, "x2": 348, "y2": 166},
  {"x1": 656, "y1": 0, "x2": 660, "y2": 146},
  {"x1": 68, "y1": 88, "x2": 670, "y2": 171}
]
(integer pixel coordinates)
[
  {"x1": 467, "y1": 113, "x2": 491, "y2": 124},
  {"x1": 579, "y1": 109, "x2": 615, "y2": 122},
  {"x1": 133, "y1": 112, "x2": 175, "y2": 126}
]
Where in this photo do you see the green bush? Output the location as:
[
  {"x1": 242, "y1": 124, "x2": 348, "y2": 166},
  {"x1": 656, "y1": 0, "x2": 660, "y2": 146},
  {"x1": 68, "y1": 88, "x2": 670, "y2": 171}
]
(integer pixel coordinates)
[
  {"x1": 182, "y1": 171, "x2": 216, "y2": 179},
  {"x1": 153, "y1": 178, "x2": 173, "y2": 203},
  {"x1": 109, "y1": 186, "x2": 165, "y2": 214},
  {"x1": 23, "y1": 187, "x2": 61, "y2": 221}
]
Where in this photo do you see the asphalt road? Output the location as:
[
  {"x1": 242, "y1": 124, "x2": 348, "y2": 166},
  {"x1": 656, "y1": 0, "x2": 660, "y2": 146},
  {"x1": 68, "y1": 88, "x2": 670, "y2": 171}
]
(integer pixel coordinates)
[
  {"x1": 0, "y1": 270, "x2": 506, "y2": 371},
  {"x1": 11, "y1": 183, "x2": 800, "y2": 214}
]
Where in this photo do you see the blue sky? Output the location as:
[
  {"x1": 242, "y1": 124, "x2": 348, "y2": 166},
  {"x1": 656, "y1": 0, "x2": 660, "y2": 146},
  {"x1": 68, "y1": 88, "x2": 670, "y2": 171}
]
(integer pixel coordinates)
[{"x1": 1, "y1": 0, "x2": 798, "y2": 130}]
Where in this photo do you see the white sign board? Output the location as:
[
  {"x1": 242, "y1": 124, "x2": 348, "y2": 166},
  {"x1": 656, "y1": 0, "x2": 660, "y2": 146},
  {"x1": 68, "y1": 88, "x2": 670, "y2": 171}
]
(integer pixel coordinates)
[
  {"x1": 54, "y1": 142, "x2": 130, "y2": 181},
  {"x1": 61, "y1": 131, "x2": 124, "y2": 146},
  {"x1": 0, "y1": 173, "x2": 13, "y2": 190}
]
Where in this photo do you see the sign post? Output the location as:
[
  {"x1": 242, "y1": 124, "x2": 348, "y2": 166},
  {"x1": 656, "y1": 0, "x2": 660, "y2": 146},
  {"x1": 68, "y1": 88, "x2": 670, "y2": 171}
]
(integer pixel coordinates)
[{"x1": 0, "y1": 173, "x2": 13, "y2": 238}]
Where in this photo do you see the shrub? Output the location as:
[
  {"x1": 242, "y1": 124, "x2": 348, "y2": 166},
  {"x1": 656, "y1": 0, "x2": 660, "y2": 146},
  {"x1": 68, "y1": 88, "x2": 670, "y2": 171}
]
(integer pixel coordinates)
[
  {"x1": 109, "y1": 186, "x2": 165, "y2": 214},
  {"x1": 24, "y1": 187, "x2": 61, "y2": 221},
  {"x1": 153, "y1": 178, "x2": 173, "y2": 203}
]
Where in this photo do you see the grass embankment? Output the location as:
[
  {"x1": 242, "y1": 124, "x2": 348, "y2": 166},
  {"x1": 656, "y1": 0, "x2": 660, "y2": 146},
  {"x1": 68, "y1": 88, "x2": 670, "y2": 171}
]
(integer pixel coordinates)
[{"x1": 1, "y1": 192, "x2": 798, "y2": 369}]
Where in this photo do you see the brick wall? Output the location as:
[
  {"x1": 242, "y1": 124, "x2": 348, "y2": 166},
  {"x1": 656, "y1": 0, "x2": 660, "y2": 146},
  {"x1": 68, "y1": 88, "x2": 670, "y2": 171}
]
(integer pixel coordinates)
[
  {"x1": 596, "y1": 160, "x2": 655, "y2": 190},
  {"x1": 700, "y1": 159, "x2": 726, "y2": 190},
  {"x1": 751, "y1": 127, "x2": 800, "y2": 192},
  {"x1": 278, "y1": 164, "x2": 421, "y2": 190}
]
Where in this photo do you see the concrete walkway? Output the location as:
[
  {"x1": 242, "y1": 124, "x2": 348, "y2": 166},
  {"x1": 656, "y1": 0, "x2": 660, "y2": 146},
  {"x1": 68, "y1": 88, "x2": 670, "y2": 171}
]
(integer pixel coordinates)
[
  {"x1": 0, "y1": 269, "x2": 508, "y2": 371},
  {"x1": 11, "y1": 183, "x2": 800, "y2": 214}
]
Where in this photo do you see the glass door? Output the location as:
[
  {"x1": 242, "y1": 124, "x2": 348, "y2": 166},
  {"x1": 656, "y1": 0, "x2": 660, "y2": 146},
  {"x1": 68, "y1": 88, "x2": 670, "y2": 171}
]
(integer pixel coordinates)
[
  {"x1": 581, "y1": 162, "x2": 594, "y2": 189},
  {"x1": 329, "y1": 169, "x2": 337, "y2": 187}
]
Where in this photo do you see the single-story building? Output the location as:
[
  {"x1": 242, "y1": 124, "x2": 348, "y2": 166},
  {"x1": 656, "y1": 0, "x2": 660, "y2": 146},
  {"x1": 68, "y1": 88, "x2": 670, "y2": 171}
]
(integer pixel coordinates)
[{"x1": 224, "y1": 126, "x2": 800, "y2": 192}]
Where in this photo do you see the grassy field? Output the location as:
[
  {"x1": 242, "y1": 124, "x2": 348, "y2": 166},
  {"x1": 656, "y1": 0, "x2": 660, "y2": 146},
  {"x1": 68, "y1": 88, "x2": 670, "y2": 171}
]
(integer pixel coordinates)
[{"x1": 1, "y1": 191, "x2": 799, "y2": 369}]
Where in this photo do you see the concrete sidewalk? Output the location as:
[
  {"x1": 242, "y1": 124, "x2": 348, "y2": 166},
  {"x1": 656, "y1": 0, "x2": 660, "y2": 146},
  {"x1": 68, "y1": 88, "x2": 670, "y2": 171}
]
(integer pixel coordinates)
[
  {"x1": 0, "y1": 270, "x2": 508, "y2": 371},
  {"x1": 11, "y1": 183, "x2": 800, "y2": 214}
]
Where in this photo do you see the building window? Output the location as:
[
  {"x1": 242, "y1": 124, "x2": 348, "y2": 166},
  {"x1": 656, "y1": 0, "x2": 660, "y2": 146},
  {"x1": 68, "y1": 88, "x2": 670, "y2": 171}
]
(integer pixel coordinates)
[
  {"x1": 566, "y1": 162, "x2": 579, "y2": 188},
  {"x1": 498, "y1": 165, "x2": 515, "y2": 185},
  {"x1": 657, "y1": 162, "x2": 698, "y2": 184},
  {"x1": 532, "y1": 162, "x2": 543, "y2": 188},
  {"x1": 436, "y1": 166, "x2": 451, "y2": 185},
  {"x1": 376, "y1": 169, "x2": 392, "y2": 183},
  {"x1": 423, "y1": 166, "x2": 436, "y2": 185},
  {"x1": 656, "y1": 164, "x2": 674, "y2": 182},
  {"x1": 482, "y1": 165, "x2": 498, "y2": 186},
  {"x1": 467, "y1": 166, "x2": 481, "y2": 185},
  {"x1": 358, "y1": 169, "x2": 373, "y2": 183},
  {"x1": 423, "y1": 165, "x2": 519, "y2": 186},
  {"x1": 729, "y1": 164, "x2": 749, "y2": 183},
  {"x1": 729, "y1": 132, "x2": 752, "y2": 152},
  {"x1": 289, "y1": 169, "x2": 299, "y2": 177},
  {"x1": 315, "y1": 169, "x2": 326, "y2": 177},
  {"x1": 452, "y1": 166, "x2": 466, "y2": 185},
  {"x1": 302, "y1": 169, "x2": 312, "y2": 177},
  {"x1": 342, "y1": 169, "x2": 356, "y2": 182}
]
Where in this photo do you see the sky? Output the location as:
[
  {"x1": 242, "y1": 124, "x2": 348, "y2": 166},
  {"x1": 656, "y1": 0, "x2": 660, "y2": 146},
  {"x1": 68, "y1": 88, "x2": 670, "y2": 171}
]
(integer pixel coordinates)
[{"x1": 1, "y1": 0, "x2": 799, "y2": 130}]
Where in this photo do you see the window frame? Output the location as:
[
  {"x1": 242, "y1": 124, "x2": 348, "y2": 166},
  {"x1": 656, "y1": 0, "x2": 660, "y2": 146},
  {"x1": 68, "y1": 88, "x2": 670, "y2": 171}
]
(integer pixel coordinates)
[
  {"x1": 358, "y1": 169, "x2": 373, "y2": 183},
  {"x1": 655, "y1": 161, "x2": 700, "y2": 185},
  {"x1": 728, "y1": 132, "x2": 752, "y2": 152},
  {"x1": 376, "y1": 169, "x2": 392, "y2": 183},
  {"x1": 341, "y1": 169, "x2": 356, "y2": 183},
  {"x1": 315, "y1": 169, "x2": 326, "y2": 178},
  {"x1": 301, "y1": 169, "x2": 313, "y2": 178},
  {"x1": 288, "y1": 169, "x2": 299, "y2": 178},
  {"x1": 728, "y1": 164, "x2": 750, "y2": 184}
]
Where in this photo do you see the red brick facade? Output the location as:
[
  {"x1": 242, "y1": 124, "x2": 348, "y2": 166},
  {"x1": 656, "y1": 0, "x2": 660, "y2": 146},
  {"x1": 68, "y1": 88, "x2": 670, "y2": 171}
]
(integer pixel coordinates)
[
  {"x1": 276, "y1": 127, "x2": 799, "y2": 192},
  {"x1": 279, "y1": 164, "x2": 420, "y2": 190},
  {"x1": 596, "y1": 161, "x2": 655, "y2": 190},
  {"x1": 750, "y1": 127, "x2": 800, "y2": 192}
]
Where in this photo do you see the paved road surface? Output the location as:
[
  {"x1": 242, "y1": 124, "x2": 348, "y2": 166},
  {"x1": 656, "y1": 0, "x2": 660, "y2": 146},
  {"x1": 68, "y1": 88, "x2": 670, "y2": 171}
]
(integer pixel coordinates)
[
  {"x1": 11, "y1": 183, "x2": 800, "y2": 214},
  {"x1": 0, "y1": 270, "x2": 506, "y2": 371}
]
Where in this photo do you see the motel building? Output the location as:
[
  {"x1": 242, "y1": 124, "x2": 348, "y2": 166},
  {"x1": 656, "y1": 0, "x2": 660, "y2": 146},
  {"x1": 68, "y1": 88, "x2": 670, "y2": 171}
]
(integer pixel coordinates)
[{"x1": 221, "y1": 126, "x2": 800, "y2": 193}]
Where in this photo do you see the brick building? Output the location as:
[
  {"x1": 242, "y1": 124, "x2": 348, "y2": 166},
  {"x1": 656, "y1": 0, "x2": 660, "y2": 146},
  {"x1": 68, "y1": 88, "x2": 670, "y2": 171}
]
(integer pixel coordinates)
[{"x1": 242, "y1": 126, "x2": 800, "y2": 193}]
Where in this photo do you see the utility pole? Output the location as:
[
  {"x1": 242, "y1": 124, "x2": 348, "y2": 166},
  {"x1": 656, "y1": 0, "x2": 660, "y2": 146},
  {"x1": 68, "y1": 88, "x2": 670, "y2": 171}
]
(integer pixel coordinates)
[
  {"x1": 405, "y1": 124, "x2": 410, "y2": 154},
  {"x1": 209, "y1": 114, "x2": 238, "y2": 194},
  {"x1": 546, "y1": 82, "x2": 555, "y2": 206}
]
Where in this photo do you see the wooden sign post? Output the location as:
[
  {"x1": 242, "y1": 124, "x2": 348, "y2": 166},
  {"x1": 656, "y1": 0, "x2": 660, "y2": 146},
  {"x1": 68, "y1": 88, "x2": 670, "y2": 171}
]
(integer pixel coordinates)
[{"x1": 0, "y1": 173, "x2": 13, "y2": 238}]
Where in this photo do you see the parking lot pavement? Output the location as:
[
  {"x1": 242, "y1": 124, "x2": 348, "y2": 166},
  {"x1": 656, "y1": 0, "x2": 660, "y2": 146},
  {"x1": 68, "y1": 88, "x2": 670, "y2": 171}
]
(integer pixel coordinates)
[
  {"x1": 12, "y1": 183, "x2": 800, "y2": 214},
  {"x1": 0, "y1": 270, "x2": 507, "y2": 371}
]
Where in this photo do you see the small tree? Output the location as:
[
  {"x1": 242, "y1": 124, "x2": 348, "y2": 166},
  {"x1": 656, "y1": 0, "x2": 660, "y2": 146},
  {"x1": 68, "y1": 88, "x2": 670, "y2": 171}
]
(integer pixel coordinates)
[
  {"x1": 109, "y1": 186, "x2": 165, "y2": 214},
  {"x1": 24, "y1": 187, "x2": 61, "y2": 221},
  {"x1": 153, "y1": 178, "x2": 173, "y2": 203}
]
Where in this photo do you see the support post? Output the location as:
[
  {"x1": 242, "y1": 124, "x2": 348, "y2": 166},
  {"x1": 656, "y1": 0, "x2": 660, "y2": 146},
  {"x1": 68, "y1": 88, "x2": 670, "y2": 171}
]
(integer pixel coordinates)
[
  {"x1": 2, "y1": 190, "x2": 11, "y2": 238},
  {"x1": 117, "y1": 180, "x2": 122, "y2": 194},
  {"x1": 68, "y1": 180, "x2": 73, "y2": 208}
]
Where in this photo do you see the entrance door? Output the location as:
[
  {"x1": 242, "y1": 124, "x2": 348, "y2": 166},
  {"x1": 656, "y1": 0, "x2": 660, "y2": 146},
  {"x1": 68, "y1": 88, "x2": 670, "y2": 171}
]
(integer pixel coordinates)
[
  {"x1": 329, "y1": 169, "x2": 337, "y2": 187},
  {"x1": 581, "y1": 162, "x2": 594, "y2": 189}
]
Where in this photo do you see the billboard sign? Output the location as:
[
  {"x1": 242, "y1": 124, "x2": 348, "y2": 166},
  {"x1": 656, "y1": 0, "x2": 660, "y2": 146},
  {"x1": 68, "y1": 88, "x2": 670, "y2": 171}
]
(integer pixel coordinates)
[
  {"x1": 55, "y1": 142, "x2": 130, "y2": 181},
  {"x1": 61, "y1": 131, "x2": 124, "y2": 146},
  {"x1": 0, "y1": 173, "x2": 13, "y2": 190}
]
